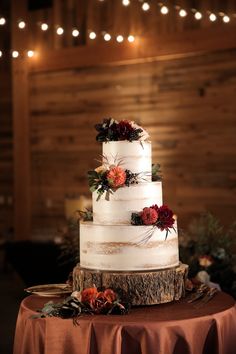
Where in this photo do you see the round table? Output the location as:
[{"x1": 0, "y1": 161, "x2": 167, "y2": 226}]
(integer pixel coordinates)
[{"x1": 14, "y1": 292, "x2": 236, "y2": 354}]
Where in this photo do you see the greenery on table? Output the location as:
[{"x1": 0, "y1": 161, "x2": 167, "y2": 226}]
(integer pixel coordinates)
[{"x1": 179, "y1": 212, "x2": 236, "y2": 298}]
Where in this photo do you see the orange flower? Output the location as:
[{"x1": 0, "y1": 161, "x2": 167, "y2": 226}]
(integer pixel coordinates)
[
  {"x1": 107, "y1": 166, "x2": 126, "y2": 188},
  {"x1": 104, "y1": 289, "x2": 117, "y2": 303},
  {"x1": 81, "y1": 287, "x2": 98, "y2": 303}
]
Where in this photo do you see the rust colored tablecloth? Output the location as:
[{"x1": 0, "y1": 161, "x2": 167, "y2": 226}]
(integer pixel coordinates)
[{"x1": 14, "y1": 292, "x2": 236, "y2": 354}]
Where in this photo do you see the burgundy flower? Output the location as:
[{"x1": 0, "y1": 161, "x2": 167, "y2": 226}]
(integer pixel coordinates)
[
  {"x1": 117, "y1": 120, "x2": 134, "y2": 140},
  {"x1": 157, "y1": 205, "x2": 175, "y2": 230},
  {"x1": 140, "y1": 207, "x2": 158, "y2": 225}
]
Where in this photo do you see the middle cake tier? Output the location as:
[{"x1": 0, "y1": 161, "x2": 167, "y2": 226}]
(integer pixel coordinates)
[{"x1": 93, "y1": 181, "x2": 163, "y2": 224}]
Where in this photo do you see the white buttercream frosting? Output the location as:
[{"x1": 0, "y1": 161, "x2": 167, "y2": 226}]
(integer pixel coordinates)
[
  {"x1": 93, "y1": 181, "x2": 163, "y2": 224},
  {"x1": 80, "y1": 222, "x2": 179, "y2": 271},
  {"x1": 103, "y1": 141, "x2": 152, "y2": 181}
]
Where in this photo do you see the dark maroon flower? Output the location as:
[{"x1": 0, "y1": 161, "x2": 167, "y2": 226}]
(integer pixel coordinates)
[
  {"x1": 117, "y1": 120, "x2": 134, "y2": 140},
  {"x1": 157, "y1": 205, "x2": 175, "y2": 230}
]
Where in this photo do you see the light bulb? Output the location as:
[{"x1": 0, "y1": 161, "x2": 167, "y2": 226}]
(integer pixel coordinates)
[
  {"x1": 179, "y1": 9, "x2": 187, "y2": 17},
  {"x1": 223, "y1": 15, "x2": 230, "y2": 23},
  {"x1": 160, "y1": 6, "x2": 168, "y2": 15},
  {"x1": 194, "y1": 11, "x2": 202, "y2": 20},
  {"x1": 18, "y1": 21, "x2": 26, "y2": 29},
  {"x1": 27, "y1": 50, "x2": 34, "y2": 58},
  {"x1": 56, "y1": 27, "x2": 64, "y2": 35},
  {"x1": 0, "y1": 17, "x2": 6, "y2": 25},
  {"x1": 209, "y1": 13, "x2": 217, "y2": 22},
  {"x1": 128, "y1": 35, "x2": 135, "y2": 42},
  {"x1": 12, "y1": 50, "x2": 19, "y2": 58},
  {"x1": 116, "y1": 35, "x2": 124, "y2": 43},
  {"x1": 142, "y1": 2, "x2": 150, "y2": 11},
  {"x1": 72, "y1": 29, "x2": 79, "y2": 37},
  {"x1": 0, "y1": 50, "x2": 2, "y2": 57},
  {"x1": 122, "y1": 0, "x2": 130, "y2": 6},
  {"x1": 89, "y1": 31, "x2": 96, "y2": 39},
  {"x1": 41, "y1": 23, "x2": 48, "y2": 31},
  {"x1": 104, "y1": 33, "x2": 111, "y2": 41}
]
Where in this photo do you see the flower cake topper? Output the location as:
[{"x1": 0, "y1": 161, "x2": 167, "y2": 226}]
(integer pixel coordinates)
[
  {"x1": 131, "y1": 204, "x2": 175, "y2": 241},
  {"x1": 95, "y1": 118, "x2": 149, "y2": 142}
]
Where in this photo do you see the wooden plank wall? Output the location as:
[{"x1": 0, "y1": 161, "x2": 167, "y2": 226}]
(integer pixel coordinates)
[
  {"x1": 0, "y1": 0, "x2": 13, "y2": 237},
  {"x1": 29, "y1": 48, "x2": 236, "y2": 232},
  {"x1": 27, "y1": 0, "x2": 236, "y2": 50}
]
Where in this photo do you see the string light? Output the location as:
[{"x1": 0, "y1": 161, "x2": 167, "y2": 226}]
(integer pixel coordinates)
[
  {"x1": 0, "y1": 17, "x2": 6, "y2": 25},
  {"x1": 142, "y1": 2, "x2": 150, "y2": 11},
  {"x1": 56, "y1": 27, "x2": 64, "y2": 35},
  {"x1": 18, "y1": 20, "x2": 26, "y2": 29},
  {"x1": 104, "y1": 33, "x2": 111, "y2": 41},
  {"x1": 122, "y1": 0, "x2": 130, "y2": 6},
  {"x1": 41, "y1": 23, "x2": 49, "y2": 31},
  {"x1": 116, "y1": 35, "x2": 124, "y2": 43},
  {"x1": 0, "y1": 50, "x2": 2, "y2": 57},
  {"x1": 128, "y1": 35, "x2": 135, "y2": 42},
  {"x1": 27, "y1": 50, "x2": 34, "y2": 57},
  {"x1": 194, "y1": 11, "x2": 202, "y2": 20},
  {"x1": 160, "y1": 6, "x2": 169, "y2": 15},
  {"x1": 209, "y1": 13, "x2": 217, "y2": 22},
  {"x1": 12, "y1": 50, "x2": 19, "y2": 58},
  {"x1": 223, "y1": 15, "x2": 230, "y2": 23},
  {"x1": 89, "y1": 31, "x2": 96, "y2": 39},
  {"x1": 72, "y1": 28, "x2": 79, "y2": 37},
  {"x1": 179, "y1": 9, "x2": 187, "y2": 17}
]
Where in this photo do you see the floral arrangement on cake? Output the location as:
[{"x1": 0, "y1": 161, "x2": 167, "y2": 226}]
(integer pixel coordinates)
[
  {"x1": 88, "y1": 163, "x2": 161, "y2": 201},
  {"x1": 131, "y1": 204, "x2": 175, "y2": 241},
  {"x1": 88, "y1": 164, "x2": 144, "y2": 201},
  {"x1": 95, "y1": 118, "x2": 149, "y2": 142},
  {"x1": 34, "y1": 286, "x2": 129, "y2": 321}
]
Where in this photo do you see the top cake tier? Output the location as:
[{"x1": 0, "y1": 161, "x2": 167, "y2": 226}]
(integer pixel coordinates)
[{"x1": 103, "y1": 141, "x2": 152, "y2": 181}]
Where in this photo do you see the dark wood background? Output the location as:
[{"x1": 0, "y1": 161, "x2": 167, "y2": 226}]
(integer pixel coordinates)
[{"x1": 1, "y1": 0, "x2": 236, "y2": 239}]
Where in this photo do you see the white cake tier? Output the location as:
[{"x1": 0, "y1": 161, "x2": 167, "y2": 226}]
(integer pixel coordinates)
[
  {"x1": 80, "y1": 222, "x2": 179, "y2": 271},
  {"x1": 103, "y1": 141, "x2": 152, "y2": 181},
  {"x1": 93, "y1": 181, "x2": 163, "y2": 224}
]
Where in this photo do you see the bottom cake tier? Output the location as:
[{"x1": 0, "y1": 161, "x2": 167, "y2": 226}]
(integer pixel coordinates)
[{"x1": 73, "y1": 263, "x2": 188, "y2": 306}]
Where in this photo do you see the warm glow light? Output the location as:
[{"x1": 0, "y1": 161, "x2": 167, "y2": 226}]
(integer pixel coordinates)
[
  {"x1": 116, "y1": 35, "x2": 124, "y2": 43},
  {"x1": 142, "y1": 2, "x2": 150, "y2": 11},
  {"x1": 160, "y1": 6, "x2": 169, "y2": 15},
  {"x1": 18, "y1": 21, "x2": 26, "y2": 29},
  {"x1": 128, "y1": 35, "x2": 135, "y2": 42},
  {"x1": 122, "y1": 0, "x2": 130, "y2": 6},
  {"x1": 41, "y1": 23, "x2": 48, "y2": 31},
  {"x1": 56, "y1": 27, "x2": 64, "y2": 35},
  {"x1": 0, "y1": 50, "x2": 2, "y2": 57},
  {"x1": 27, "y1": 50, "x2": 34, "y2": 58},
  {"x1": 89, "y1": 31, "x2": 96, "y2": 39},
  {"x1": 179, "y1": 9, "x2": 187, "y2": 17},
  {"x1": 12, "y1": 50, "x2": 19, "y2": 58},
  {"x1": 223, "y1": 15, "x2": 230, "y2": 23},
  {"x1": 0, "y1": 17, "x2": 6, "y2": 25},
  {"x1": 194, "y1": 11, "x2": 202, "y2": 20},
  {"x1": 72, "y1": 29, "x2": 79, "y2": 37},
  {"x1": 209, "y1": 13, "x2": 217, "y2": 21},
  {"x1": 104, "y1": 33, "x2": 111, "y2": 41}
]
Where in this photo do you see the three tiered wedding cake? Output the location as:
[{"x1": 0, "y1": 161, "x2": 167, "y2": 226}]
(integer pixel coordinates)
[{"x1": 73, "y1": 119, "x2": 188, "y2": 305}]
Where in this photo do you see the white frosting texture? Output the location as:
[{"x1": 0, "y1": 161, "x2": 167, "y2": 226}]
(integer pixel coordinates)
[
  {"x1": 103, "y1": 141, "x2": 152, "y2": 181},
  {"x1": 80, "y1": 222, "x2": 179, "y2": 271},
  {"x1": 93, "y1": 182, "x2": 163, "y2": 224}
]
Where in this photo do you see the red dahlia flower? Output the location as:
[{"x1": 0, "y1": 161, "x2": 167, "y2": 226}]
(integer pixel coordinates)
[
  {"x1": 81, "y1": 287, "x2": 98, "y2": 304},
  {"x1": 140, "y1": 207, "x2": 158, "y2": 225},
  {"x1": 157, "y1": 205, "x2": 175, "y2": 230}
]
